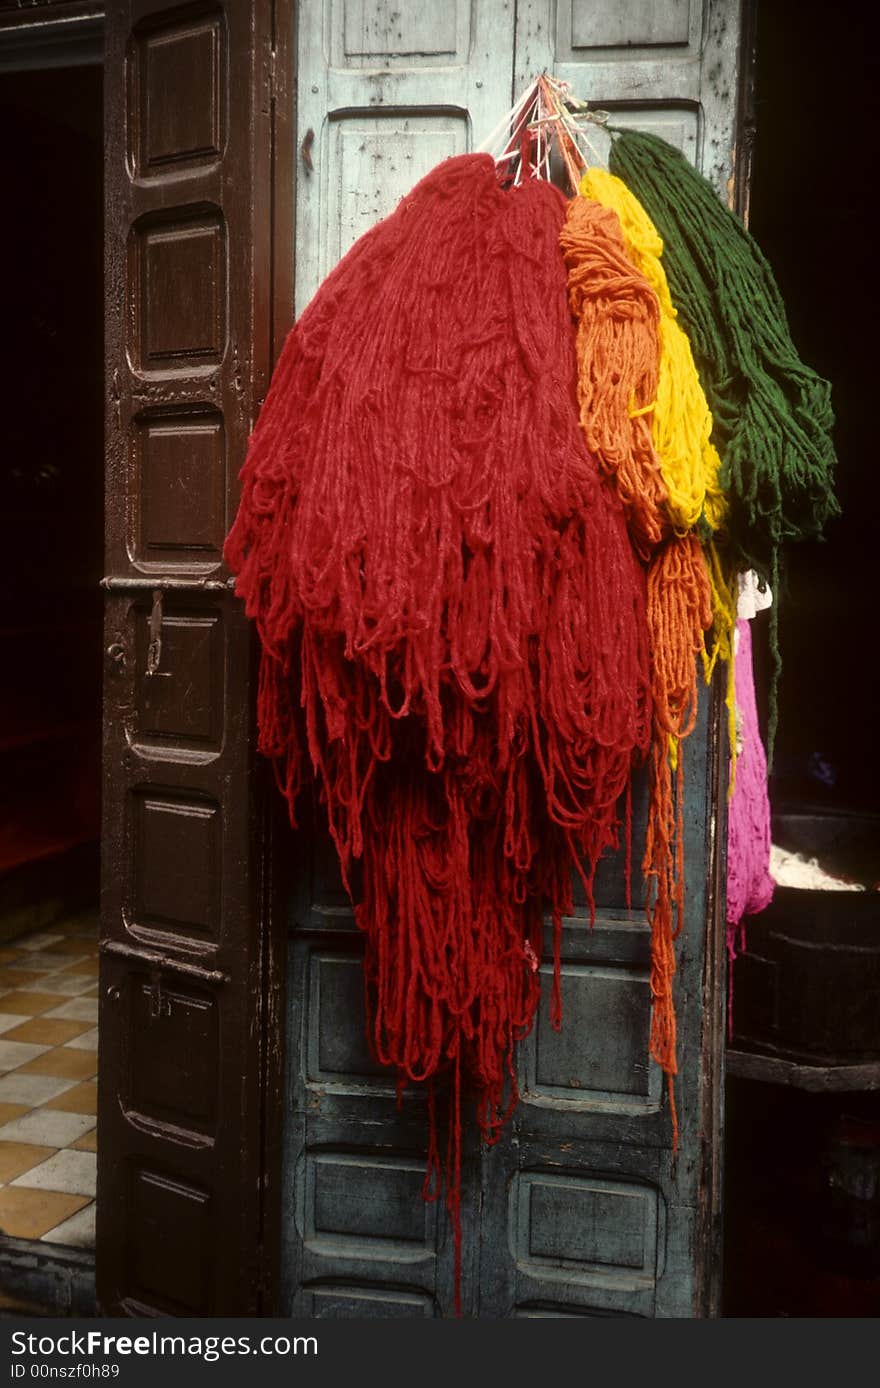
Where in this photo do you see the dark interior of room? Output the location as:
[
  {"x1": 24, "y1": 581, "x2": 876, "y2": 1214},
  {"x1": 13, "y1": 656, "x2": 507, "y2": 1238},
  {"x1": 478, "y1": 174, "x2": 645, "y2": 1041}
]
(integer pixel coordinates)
[
  {"x1": 749, "y1": 3, "x2": 879, "y2": 814},
  {"x1": 722, "y1": 0, "x2": 880, "y2": 1316},
  {"x1": 0, "y1": 65, "x2": 104, "y2": 937}
]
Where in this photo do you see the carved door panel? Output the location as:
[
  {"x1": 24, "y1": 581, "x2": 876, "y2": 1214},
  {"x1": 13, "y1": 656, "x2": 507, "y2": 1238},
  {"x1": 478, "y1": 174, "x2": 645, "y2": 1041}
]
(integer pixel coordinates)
[
  {"x1": 98, "y1": 0, "x2": 285, "y2": 1315},
  {"x1": 294, "y1": 0, "x2": 516, "y2": 312},
  {"x1": 282, "y1": 0, "x2": 744, "y2": 1317},
  {"x1": 478, "y1": 694, "x2": 727, "y2": 1317}
]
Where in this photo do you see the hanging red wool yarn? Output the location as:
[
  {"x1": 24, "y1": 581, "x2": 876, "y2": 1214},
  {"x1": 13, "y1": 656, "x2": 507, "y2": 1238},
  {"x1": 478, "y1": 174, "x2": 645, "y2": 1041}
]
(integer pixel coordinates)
[{"x1": 225, "y1": 154, "x2": 652, "y2": 1310}]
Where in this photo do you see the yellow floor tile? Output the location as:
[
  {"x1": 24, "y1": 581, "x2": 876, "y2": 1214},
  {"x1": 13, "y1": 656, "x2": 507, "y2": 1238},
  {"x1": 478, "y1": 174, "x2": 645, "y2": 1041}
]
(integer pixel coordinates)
[
  {"x1": 44, "y1": 1082, "x2": 97, "y2": 1116},
  {"x1": 0, "y1": 991, "x2": 67, "y2": 1017},
  {"x1": 0, "y1": 1141, "x2": 57, "y2": 1184},
  {"x1": 15, "y1": 1048, "x2": 98, "y2": 1081},
  {"x1": 0, "y1": 1102, "x2": 30, "y2": 1126},
  {"x1": 70, "y1": 1129, "x2": 97, "y2": 1153},
  {"x1": 3, "y1": 1018, "x2": 92, "y2": 1046},
  {"x1": 0, "y1": 950, "x2": 23, "y2": 965},
  {"x1": 0, "y1": 968, "x2": 43, "y2": 988},
  {"x1": 0, "y1": 1187, "x2": 90, "y2": 1240},
  {"x1": 56, "y1": 961, "x2": 99, "y2": 979}
]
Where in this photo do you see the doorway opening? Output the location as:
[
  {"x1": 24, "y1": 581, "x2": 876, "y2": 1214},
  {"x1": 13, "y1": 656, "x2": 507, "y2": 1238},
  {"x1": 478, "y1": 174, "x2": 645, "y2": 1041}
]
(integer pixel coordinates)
[
  {"x1": 723, "y1": 0, "x2": 880, "y2": 1316},
  {"x1": 0, "y1": 62, "x2": 103, "y2": 1262}
]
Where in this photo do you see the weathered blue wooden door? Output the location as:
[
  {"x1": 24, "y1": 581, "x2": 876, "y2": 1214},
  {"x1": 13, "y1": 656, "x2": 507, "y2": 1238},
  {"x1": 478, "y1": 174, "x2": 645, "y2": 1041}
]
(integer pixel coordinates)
[{"x1": 281, "y1": 0, "x2": 745, "y2": 1318}]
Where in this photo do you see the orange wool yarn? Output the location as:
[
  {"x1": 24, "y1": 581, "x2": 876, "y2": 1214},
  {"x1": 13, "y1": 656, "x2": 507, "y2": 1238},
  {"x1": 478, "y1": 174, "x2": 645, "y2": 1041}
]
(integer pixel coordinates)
[{"x1": 559, "y1": 194, "x2": 668, "y2": 560}]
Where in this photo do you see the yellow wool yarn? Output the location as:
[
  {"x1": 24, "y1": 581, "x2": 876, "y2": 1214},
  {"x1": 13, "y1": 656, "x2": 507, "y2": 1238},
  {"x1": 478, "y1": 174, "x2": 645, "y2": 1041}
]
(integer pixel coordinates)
[{"x1": 579, "y1": 169, "x2": 726, "y2": 537}]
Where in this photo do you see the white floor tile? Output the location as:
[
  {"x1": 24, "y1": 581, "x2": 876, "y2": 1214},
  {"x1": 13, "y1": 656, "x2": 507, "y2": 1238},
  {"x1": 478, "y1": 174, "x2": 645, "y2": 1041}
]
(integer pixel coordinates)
[
  {"x1": 64, "y1": 1028, "x2": 98, "y2": 1052},
  {"x1": 0, "y1": 1039, "x2": 51, "y2": 1073},
  {"x1": 44, "y1": 999, "x2": 99, "y2": 1024},
  {"x1": 19, "y1": 975, "x2": 96, "y2": 997},
  {"x1": 6, "y1": 953, "x2": 86, "y2": 973},
  {"x1": 0, "y1": 1014, "x2": 25, "y2": 1036},
  {"x1": 0, "y1": 1109, "x2": 95, "y2": 1147},
  {"x1": 13, "y1": 1148, "x2": 97, "y2": 1197},
  {"x1": 0, "y1": 1073, "x2": 78, "y2": 1106},
  {"x1": 41, "y1": 1200, "x2": 95, "y2": 1249}
]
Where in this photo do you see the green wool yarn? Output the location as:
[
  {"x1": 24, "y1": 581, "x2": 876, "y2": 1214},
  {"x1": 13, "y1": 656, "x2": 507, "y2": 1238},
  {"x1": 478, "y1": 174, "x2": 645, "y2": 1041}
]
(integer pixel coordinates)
[{"x1": 609, "y1": 129, "x2": 839, "y2": 756}]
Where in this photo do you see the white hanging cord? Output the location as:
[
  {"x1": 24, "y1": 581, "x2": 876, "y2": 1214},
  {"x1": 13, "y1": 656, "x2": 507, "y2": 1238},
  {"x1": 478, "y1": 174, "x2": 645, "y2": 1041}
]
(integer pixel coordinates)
[
  {"x1": 475, "y1": 78, "x2": 539, "y2": 158},
  {"x1": 534, "y1": 74, "x2": 612, "y2": 175},
  {"x1": 476, "y1": 73, "x2": 615, "y2": 188},
  {"x1": 561, "y1": 108, "x2": 611, "y2": 172}
]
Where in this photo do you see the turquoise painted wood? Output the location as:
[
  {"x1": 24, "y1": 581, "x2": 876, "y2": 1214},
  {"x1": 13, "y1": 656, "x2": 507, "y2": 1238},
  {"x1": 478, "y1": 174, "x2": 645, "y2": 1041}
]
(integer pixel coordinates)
[{"x1": 280, "y1": 0, "x2": 744, "y2": 1318}]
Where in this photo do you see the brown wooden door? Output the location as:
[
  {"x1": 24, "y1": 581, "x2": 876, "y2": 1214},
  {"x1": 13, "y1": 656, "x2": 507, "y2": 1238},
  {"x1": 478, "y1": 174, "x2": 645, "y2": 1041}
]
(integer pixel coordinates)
[{"x1": 98, "y1": 0, "x2": 289, "y2": 1316}]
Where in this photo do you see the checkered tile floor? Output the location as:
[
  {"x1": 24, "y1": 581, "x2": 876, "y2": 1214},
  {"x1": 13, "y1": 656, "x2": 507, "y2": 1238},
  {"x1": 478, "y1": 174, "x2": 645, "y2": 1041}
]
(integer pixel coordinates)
[{"x1": 0, "y1": 912, "x2": 98, "y2": 1247}]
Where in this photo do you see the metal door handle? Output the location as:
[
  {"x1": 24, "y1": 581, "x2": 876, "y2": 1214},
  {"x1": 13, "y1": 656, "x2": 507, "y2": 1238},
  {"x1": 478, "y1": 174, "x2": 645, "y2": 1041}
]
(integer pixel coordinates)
[
  {"x1": 301, "y1": 127, "x2": 315, "y2": 173},
  {"x1": 145, "y1": 588, "x2": 163, "y2": 677}
]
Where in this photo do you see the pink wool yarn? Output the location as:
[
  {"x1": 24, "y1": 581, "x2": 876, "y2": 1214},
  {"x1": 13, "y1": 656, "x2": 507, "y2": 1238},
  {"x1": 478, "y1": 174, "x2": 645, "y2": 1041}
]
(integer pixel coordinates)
[{"x1": 726, "y1": 618, "x2": 774, "y2": 994}]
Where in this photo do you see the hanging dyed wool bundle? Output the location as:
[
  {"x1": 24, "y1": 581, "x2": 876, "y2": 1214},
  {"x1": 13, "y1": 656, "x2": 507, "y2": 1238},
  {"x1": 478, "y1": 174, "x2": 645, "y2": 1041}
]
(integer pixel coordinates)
[
  {"x1": 725, "y1": 618, "x2": 774, "y2": 1031},
  {"x1": 608, "y1": 130, "x2": 838, "y2": 755},
  {"x1": 558, "y1": 192, "x2": 667, "y2": 559},
  {"x1": 225, "y1": 153, "x2": 652, "y2": 1308},
  {"x1": 560, "y1": 191, "x2": 714, "y2": 1138},
  {"x1": 608, "y1": 129, "x2": 837, "y2": 574},
  {"x1": 578, "y1": 167, "x2": 726, "y2": 538},
  {"x1": 577, "y1": 168, "x2": 739, "y2": 781}
]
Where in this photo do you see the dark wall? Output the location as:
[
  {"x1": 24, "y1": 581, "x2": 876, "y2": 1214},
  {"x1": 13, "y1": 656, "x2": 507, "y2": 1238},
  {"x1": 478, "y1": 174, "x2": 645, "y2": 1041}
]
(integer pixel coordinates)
[{"x1": 750, "y1": 0, "x2": 880, "y2": 811}]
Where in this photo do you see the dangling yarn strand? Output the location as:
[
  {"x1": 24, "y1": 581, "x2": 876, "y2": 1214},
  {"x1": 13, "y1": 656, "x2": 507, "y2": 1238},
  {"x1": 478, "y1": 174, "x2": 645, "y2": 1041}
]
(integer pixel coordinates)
[{"x1": 643, "y1": 532, "x2": 713, "y2": 1141}]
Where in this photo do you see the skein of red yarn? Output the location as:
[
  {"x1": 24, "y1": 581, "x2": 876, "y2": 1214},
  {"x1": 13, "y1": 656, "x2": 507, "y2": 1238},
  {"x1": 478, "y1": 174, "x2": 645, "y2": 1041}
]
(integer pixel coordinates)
[{"x1": 225, "y1": 154, "x2": 651, "y2": 1312}]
